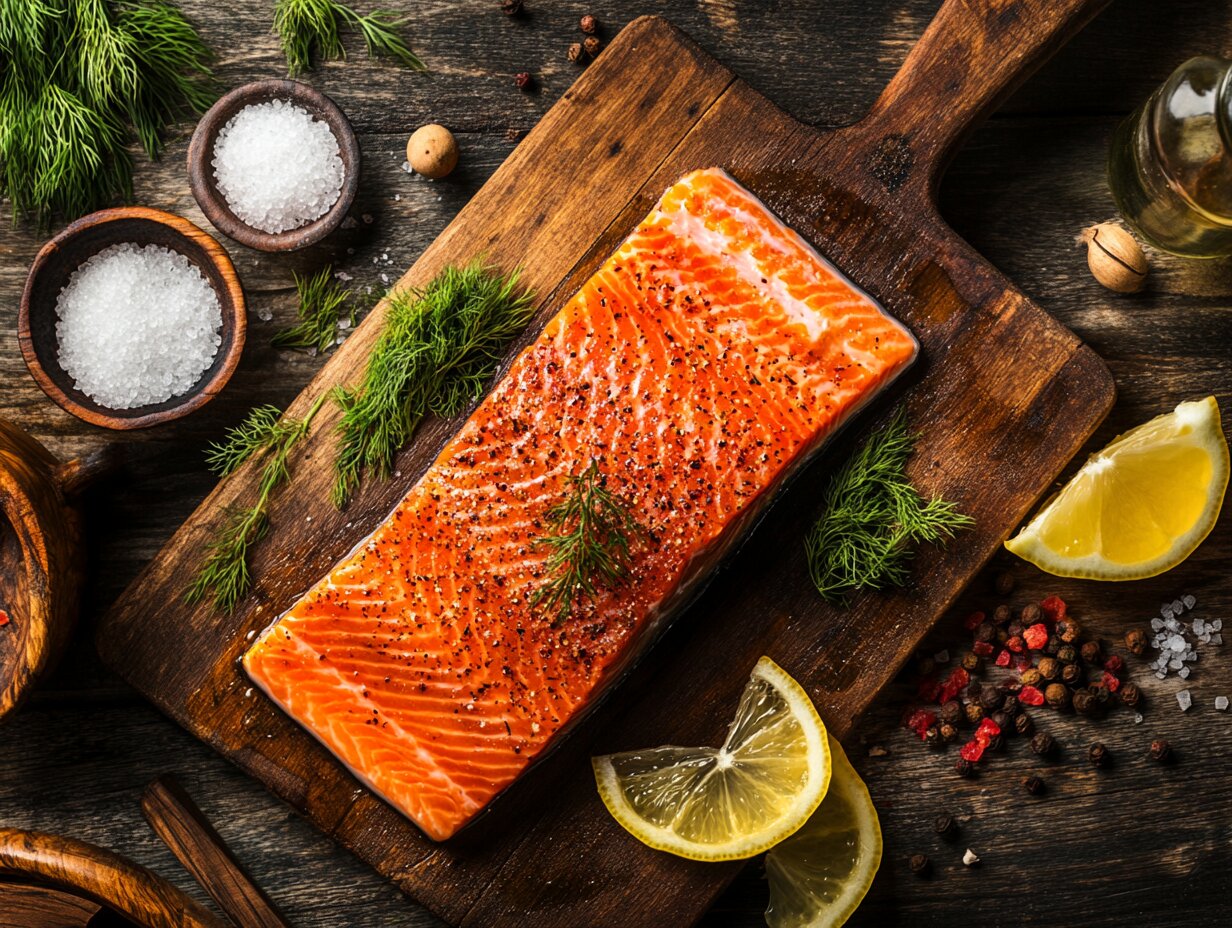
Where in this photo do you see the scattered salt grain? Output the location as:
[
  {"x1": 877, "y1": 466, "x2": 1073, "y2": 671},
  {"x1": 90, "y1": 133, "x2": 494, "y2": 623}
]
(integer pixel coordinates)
[
  {"x1": 55, "y1": 243, "x2": 221, "y2": 409},
  {"x1": 1176, "y1": 690, "x2": 1192, "y2": 711},
  {"x1": 1184, "y1": 594, "x2": 1197, "y2": 610},
  {"x1": 1134, "y1": 713, "x2": 1144, "y2": 724},
  {"x1": 257, "y1": 308, "x2": 273, "y2": 322},
  {"x1": 1151, "y1": 617, "x2": 1165, "y2": 631},
  {"x1": 1216, "y1": 696, "x2": 1229, "y2": 711},
  {"x1": 212, "y1": 99, "x2": 344, "y2": 233},
  {"x1": 1178, "y1": 666, "x2": 1191, "y2": 679},
  {"x1": 962, "y1": 849, "x2": 980, "y2": 866},
  {"x1": 1211, "y1": 619, "x2": 1223, "y2": 631},
  {"x1": 401, "y1": 160, "x2": 412, "y2": 173}
]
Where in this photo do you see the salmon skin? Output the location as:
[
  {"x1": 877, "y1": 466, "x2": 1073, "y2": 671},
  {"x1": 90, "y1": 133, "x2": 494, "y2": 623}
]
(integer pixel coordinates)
[{"x1": 244, "y1": 168, "x2": 918, "y2": 841}]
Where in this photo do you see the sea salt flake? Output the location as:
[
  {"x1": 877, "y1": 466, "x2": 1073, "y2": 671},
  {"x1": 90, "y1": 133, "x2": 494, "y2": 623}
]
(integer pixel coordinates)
[
  {"x1": 1193, "y1": 618, "x2": 1206, "y2": 635},
  {"x1": 1211, "y1": 633, "x2": 1223, "y2": 645},
  {"x1": 1178, "y1": 666, "x2": 1190, "y2": 679},
  {"x1": 1184, "y1": 594, "x2": 1197, "y2": 609},
  {"x1": 1169, "y1": 658, "x2": 1183, "y2": 670},
  {"x1": 1134, "y1": 712, "x2": 1144, "y2": 724},
  {"x1": 1165, "y1": 618, "x2": 1182, "y2": 633},
  {"x1": 1155, "y1": 671, "x2": 1167, "y2": 680},
  {"x1": 401, "y1": 160, "x2": 412, "y2": 173},
  {"x1": 1172, "y1": 599, "x2": 1184, "y2": 614},
  {"x1": 1151, "y1": 618, "x2": 1165, "y2": 631},
  {"x1": 962, "y1": 849, "x2": 980, "y2": 866},
  {"x1": 1216, "y1": 696, "x2": 1229, "y2": 711},
  {"x1": 1211, "y1": 619, "x2": 1223, "y2": 631},
  {"x1": 1177, "y1": 690, "x2": 1192, "y2": 711},
  {"x1": 1169, "y1": 635, "x2": 1186, "y2": 652}
]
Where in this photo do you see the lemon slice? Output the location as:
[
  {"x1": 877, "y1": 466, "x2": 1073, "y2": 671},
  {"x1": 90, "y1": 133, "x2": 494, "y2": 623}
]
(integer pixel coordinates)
[
  {"x1": 592, "y1": 656, "x2": 830, "y2": 861},
  {"x1": 765, "y1": 735, "x2": 882, "y2": 928},
  {"x1": 1006, "y1": 396, "x2": 1228, "y2": 580}
]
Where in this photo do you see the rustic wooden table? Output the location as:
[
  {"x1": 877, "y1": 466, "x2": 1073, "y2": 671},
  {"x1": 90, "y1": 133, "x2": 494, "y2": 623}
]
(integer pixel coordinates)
[{"x1": 1, "y1": 1, "x2": 1229, "y2": 926}]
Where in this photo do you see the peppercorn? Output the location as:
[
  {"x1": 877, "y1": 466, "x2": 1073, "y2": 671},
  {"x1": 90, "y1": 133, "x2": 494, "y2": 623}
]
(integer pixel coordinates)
[
  {"x1": 1080, "y1": 640, "x2": 1103, "y2": 665},
  {"x1": 1124, "y1": 627, "x2": 1148, "y2": 656},
  {"x1": 917, "y1": 654, "x2": 937, "y2": 676},
  {"x1": 1001, "y1": 694, "x2": 1020, "y2": 715},
  {"x1": 954, "y1": 757, "x2": 974, "y2": 778},
  {"x1": 979, "y1": 683, "x2": 1002, "y2": 711},
  {"x1": 997, "y1": 627, "x2": 1009, "y2": 644},
  {"x1": 1119, "y1": 682, "x2": 1142, "y2": 708},
  {"x1": 1089, "y1": 742, "x2": 1110, "y2": 768},
  {"x1": 936, "y1": 700, "x2": 960, "y2": 726},
  {"x1": 966, "y1": 680, "x2": 983, "y2": 700},
  {"x1": 924, "y1": 726, "x2": 943, "y2": 749},
  {"x1": 993, "y1": 604, "x2": 1013, "y2": 625},
  {"x1": 500, "y1": 0, "x2": 523, "y2": 14},
  {"x1": 1031, "y1": 731, "x2": 1056, "y2": 757},
  {"x1": 1056, "y1": 644, "x2": 1078, "y2": 664},
  {"x1": 1020, "y1": 603, "x2": 1043, "y2": 625},
  {"x1": 1057, "y1": 619, "x2": 1082, "y2": 644},
  {"x1": 579, "y1": 13, "x2": 598, "y2": 33},
  {"x1": 1044, "y1": 682, "x2": 1070, "y2": 710},
  {"x1": 1149, "y1": 739, "x2": 1172, "y2": 763},
  {"x1": 1072, "y1": 688, "x2": 1098, "y2": 717},
  {"x1": 961, "y1": 651, "x2": 983, "y2": 673},
  {"x1": 567, "y1": 42, "x2": 584, "y2": 63},
  {"x1": 1020, "y1": 668, "x2": 1043, "y2": 687},
  {"x1": 1006, "y1": 621, "x2": 1024, "y2": 639},
  {"x1": 583, "y1": 35, "x2": 602, "y2": 57},
  {"x1": 1089, "y1": 683, "x2": 1111, "y2": 706},
  {"x1": 1021, "y1": 775, "x2": 1046, "y2": 796},
  {"x1": 1015, "y1": 712, "x2": 1034, "y2": 736},
  {"x1": 964, "y1": 704, "x2": 985, "y2": 724},
  {"x1": 934, "y1": 813, "x2": 958, "y2": 840},
  {"x1": 991, "y1": 710, "x2": 1011, "y2": 733},
  {"x1": 1044, "y1": 635, "x2": 1062, "y2": 656},
  {"x1": 994, "y1": 570, "x2": 1015, "y2": 596},
  {"x1": 974, "y1": 621, "x2": 997, "y2": 644},
  {"x1": 1037, "y1": 657, "x2": 1061, "y2": 681},
  {"x1": 514, "y1": 71, "x2": 534, "y2": 90},
  {"x1": 939, "y1": 722, "x2": 959, "y2": 743},
  {"x1": 909, "y1": 853, "x2": 931, "y2": 876},
  {"x1": 1061, "y1": 663, "x2": 1084, "y2": 687},
  {"x1": 986, "y1": 733, "x2": 1005, "y2": 752}
]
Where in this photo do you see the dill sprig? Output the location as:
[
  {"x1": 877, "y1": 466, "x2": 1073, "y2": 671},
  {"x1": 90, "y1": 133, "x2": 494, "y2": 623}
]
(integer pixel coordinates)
[
  {"x1": 330, "y1": 261, "x2": 535, "y2": 508},
  {"x1": 188, "y1": 394, "x2": 326, "y2": 612},
  {"x1": 531, "y1": 459, "x2": 644, "y2": 627},
  {"x1": 272, "y1": 267, "x2": 353, "y2": 354},
  {"x1": 805, "y1": 408, "x2": 973, "y2": 603},
  {"x1": 0, "y1": 0, "x2": 215, "y2": 226},
  {"x1": 272, "y1": 0, "x2": 424, "y2": 77}
]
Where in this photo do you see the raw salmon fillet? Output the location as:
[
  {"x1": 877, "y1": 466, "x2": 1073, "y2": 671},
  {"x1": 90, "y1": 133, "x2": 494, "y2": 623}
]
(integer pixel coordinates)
[{"x1": 244, "y1": 168, "x2": 918, "y2": 841}]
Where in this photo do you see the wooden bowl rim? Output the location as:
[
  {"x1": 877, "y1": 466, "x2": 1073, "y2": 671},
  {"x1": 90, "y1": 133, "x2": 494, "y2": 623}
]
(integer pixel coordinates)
[
  {"x1": 17, "y1": 206, "x2": 247, "y2": 431},
  {"x1": 187, "y1": 78, "x2": 361, "y2": 253}
]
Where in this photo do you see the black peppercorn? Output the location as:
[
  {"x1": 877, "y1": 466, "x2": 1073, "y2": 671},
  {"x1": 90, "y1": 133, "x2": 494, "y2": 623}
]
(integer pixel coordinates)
[
  {"x1": 994, "y1": 570, "x2": 1015, "y2": 596},
  {"x1": 939, "y1": 722, "x2": 959, "y2": 743},
  {"x1": 939, "y1": 700, "x2": 963, "y2": 725},
  {"x1": 1015, "y1": 712, "x2": 1034, "y2": 736},
  {"x1": 1061, "y1": 663, "x2": 1083, "y2": 687},
  {"x1": 1089, "y1": 742, "x2": 1110, "y2": 768},
  {"x1": 1089, "y1": 683, "x2": 1111, "y2": 706},
  {"x1": 1056, "y1": 644, "x2": 1078, "y2": 664},
  {"x1": 1044, "y1": 635, "x2": 1062, "y2": 656},
  {"x1": 1080, "y1": 640, "x2": 1103, "y2": 664},
  {"x1": 1007, "y1": 621, "x2": 1025, "y2": 639},
  {"x1": 961, "y1": 651, "x2": 983, "y2": 673},
  {"x1": 1021, "y1": 774, "x2": 1046, "y2": 796},
  {"x1": 954, "y1": 757, "x2": 974, "y2": 778},
  {"x1": 514, "y1": 71, "x2": 534, "y2": 90},
  {"x1": 975, "y1": 621, "x2": 997, "y2": 644},
  {"x1": 993, "y1": 603, "x2": 1013, "y2": 625},
  {"x1": 986, "y1": 732, "x2": 1005, "y2": 752},
  {"x1": 1149, "y1": 739, "x2": 1172, "y2": 763},
  {"x1": 567, "y1": 42, "x2": 584, "y2": 63},
  {"x1": 1120, "y1": 682, "x2": 1142, "y2": 708},
  {"x1": 1031, "y1": 731, "x2": 1056, "y2": 757},
  {"x1": 966, "y1": 680, "x2": 983, "y2": 700},
  {"x1": 964, "y1": 703, "x2": 985, "y2": 724},
  {"x1": 1020, "y1": 603, "x2": 1043, "y2": 625},
  {"x1": 991, "y1": 710, "x2": 1011, "y2": 733},
  {"x1": 1001, "y1": 694, "x2": 1020, "y2": 715},
  {"x1": 1057, "y1": 619, "x2": 1082, "y2": 644},
  {"x1": 1044, "y1": 682, "x2": 1070, "y2": 710},
  {"x1": 1072, "y1": 688, "x2": 1098, "y2": 717},
  {"x1": 979, "y1": 683, "x2": 1002, "y2": 711},
  {"x1": 934, "y1": 813, "x2": 958, "y2": 840},
  {"x1": 1037, "y1": 657, "x2": 1061, "y2": 681},
  {"x1": 909, "y1": 853, "x2": 931, "y2": 876},
  {"x1": 924, "y1": 726, "x2": 943, "y2": 749},
  {"x1": 1124, "y1": 627, "x2": 1148, "y2": 656}
]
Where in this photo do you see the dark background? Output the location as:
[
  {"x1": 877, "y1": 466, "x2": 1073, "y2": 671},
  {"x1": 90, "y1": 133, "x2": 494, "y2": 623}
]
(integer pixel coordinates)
[{"x1": 1, "y1": 1, "x2": 1230, "y2": 925}]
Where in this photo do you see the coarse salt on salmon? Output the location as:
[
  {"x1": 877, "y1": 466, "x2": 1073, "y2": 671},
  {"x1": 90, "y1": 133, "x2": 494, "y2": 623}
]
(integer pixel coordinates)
[{"x1": 243, "y1": 168, "x2": 918, "y2": 841}]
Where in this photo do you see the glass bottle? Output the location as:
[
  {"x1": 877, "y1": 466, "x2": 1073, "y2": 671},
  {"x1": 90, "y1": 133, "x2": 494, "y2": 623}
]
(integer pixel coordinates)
[{"x1": 1108, "y1": 55, "x2": 1232, "y2": 257}]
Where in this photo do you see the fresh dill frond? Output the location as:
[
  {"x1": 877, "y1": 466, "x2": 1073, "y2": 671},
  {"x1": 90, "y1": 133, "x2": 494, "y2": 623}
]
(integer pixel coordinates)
[
  {"x1": 330, "y1": 261, "x2": 536, "y2": 508},
  {"x1": 272, "y1": 0, "x2": 424, "y2": 77},
  {"x1": 0, "y1": 0, "x2": 215, "y2": 226},
  {"x1": 531, "y1": 459, "x2": 644, "y2": 627},
  {"x1": 272, "y1": 267, "x2": 353, "y2": 353},
  {"x1": 188, "y1": 394, "x2": 326, "y2": 613},
  {"x1": 805, "y1": 408, "x2": 973, "y2": 603}
]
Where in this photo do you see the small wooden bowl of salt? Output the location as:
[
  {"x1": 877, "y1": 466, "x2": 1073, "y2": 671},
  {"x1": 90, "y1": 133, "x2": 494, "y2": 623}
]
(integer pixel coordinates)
[
  {"x1": 188, "y1": 79, "x2": 361, "y2": 252},
  {"x1": 18, "y1": 207, "x2": 246, "y2": 430}
]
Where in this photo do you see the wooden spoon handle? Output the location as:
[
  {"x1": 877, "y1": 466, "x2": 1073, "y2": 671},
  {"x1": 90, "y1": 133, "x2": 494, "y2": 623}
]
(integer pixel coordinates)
[
  {"x1": 854, "y1": 0, "x2": 1112, "y2": 198},
  {"x1": 142, "y1": 777, "x2": 291, "y2": 928}
]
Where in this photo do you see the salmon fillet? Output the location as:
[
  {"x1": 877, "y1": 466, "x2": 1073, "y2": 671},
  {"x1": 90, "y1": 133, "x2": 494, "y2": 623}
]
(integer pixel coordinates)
[{"x1": 243, "y1": 168, "x2": 918, "y2": 841}]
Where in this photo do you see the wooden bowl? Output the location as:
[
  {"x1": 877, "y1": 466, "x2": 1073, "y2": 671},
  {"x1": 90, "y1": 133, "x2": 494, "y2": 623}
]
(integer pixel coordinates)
[
  {"x1": 18, "y1": 207, "x2": 246, "y2": 431},
  {"x1": 187, "y1": 79, "x2": 361, "y2": 252}
]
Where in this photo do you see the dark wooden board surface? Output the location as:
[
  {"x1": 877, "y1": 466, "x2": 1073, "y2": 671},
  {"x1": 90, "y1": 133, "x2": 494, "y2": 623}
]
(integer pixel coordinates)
[{"x1": 1, "y1": 1, "x2": 1230, "y2": 927}]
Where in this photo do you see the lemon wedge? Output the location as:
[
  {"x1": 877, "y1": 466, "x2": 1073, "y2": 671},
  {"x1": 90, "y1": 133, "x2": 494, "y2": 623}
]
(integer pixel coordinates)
[
  {"x1": 765, "y1": 735, "x2": 882, "y2": 928},
  {"x1": 592, "y1": 656, "x2": 830, "y2": 861},
  {"x1": 1005, "y1": 396, "x2": 1228, "y2": 580}
]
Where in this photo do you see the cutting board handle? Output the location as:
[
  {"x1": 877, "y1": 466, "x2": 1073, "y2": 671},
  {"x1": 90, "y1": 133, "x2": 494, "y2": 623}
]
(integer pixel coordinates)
[{"x1": 854, "y1": 0, "x2": 1112, "y2": 199}]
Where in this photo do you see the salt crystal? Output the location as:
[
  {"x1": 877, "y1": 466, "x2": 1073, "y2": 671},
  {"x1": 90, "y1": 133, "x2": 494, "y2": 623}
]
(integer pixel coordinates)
[
  {"x1": 335, "y1": 271, "x2": 353, "y2": 281},
  {"x1": 244, "y1": 687, "x2": 253, "y2": 698},
  {"x1": 1151, "y1": 618, "x2": 1165, "y2": 631},
  {"x1": 1184, "y1": 651, "x2": 1197, "y2": 662},
  {"x1": 212, "y1": 99, "x2": 344, "y2": 233},
  {"x1": 1211, "y1": 619, "x2": 1223, "y2": 631},
  {"x1": 394, "y1": 194, "x2": 401, "y2": 201},
  {"x1": 55, "y1": 243, "x2": 221, "y2": 409},
  {"x1": 1165, "y1": 618, "x2": 1181, "y2": 633},
  {"x1": 1216, "y1": 696, "x2": 1229, "y2": 711},
  {"x1": 1161, "y1": 605, "x2": 1174, "y2": 620},
  {"x1": 1212, "y1": 633, "x2": 1223, "y2": 645},
  {"x1": 257, "y1": 308, "x2": 273, "y2": 322},
  {"x1": 1194, "y1": 618, "x2": 1206, "y2": 635},
  {"x1": 401, "y1": 160, "x2": 412, "y2": 173},
  {"x1": 1172, "y1": 599, "x2": 1184, "y2": 614},
  {"x1": 1200, "y1": 632, "x2": 1212, "y2": 644},
  {"x1": 1155, "y1": 671, "x2": 1167, "y2": 680},
  {"x1": 1168, "y1": 658, "x2": 1183, "y2": 670},
  {"x1": 1134, "y1": 713, "x2": 1144, "y2": 724},
  {"x1": 1184, "y1": 594, "x2": 1197, "y2": 609},
  {"x1": 1170, "y1": 635, "x2": 1186, "y2": 652},
  {"x1": 380, "y1": 273, "x2": 390, "y2": 283},
  {"x1": 933, "y1": 650, "x2": 950, "y2": 664},
  {"x1": 1178, "y1": 666, "x2": 1190, "y2": 679},
  {"x1": 1177, "y1": 690, "x2": 1192, "y2": 711},
  {"x1": 962, "y1": 849, "x2": 980, "y2": 866}
]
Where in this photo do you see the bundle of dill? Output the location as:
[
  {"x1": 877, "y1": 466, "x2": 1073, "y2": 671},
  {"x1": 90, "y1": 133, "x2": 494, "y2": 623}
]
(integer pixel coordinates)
[
  {"x1": 0, "y1": 0, "x2": 215, "y2": 226},
  {"x1": 331, "y1": 261, "x2": 535, "y2": 508},
  {"x1": 272, "y1": 0, "x2": 423, "y2": 77},
  {"x1": 272, "y1": 266, "x2": 355, "y2": 353},
  {"x1": 805, "y1": 408, "x2": 972, "y2": 603}
]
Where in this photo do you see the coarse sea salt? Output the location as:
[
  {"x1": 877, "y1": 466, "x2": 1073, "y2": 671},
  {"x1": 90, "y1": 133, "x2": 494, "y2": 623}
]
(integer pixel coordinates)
[
  {"x1": 212, "y1": 99, "x2": 344, "y2": 233},
  {"x1": 55, "y1": 243, "x2": 221, "y2": 409}
]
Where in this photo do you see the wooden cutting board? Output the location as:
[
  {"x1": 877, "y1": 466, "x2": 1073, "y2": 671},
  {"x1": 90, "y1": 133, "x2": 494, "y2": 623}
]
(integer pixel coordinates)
[{"x1": 97, "y1": 1, "x2": 1115, "y2": 925}]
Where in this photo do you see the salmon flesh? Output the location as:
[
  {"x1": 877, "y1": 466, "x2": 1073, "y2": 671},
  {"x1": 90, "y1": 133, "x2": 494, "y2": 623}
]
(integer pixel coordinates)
[{"x1": 243, "y1": 168, "x2": 918, "y2": 841}]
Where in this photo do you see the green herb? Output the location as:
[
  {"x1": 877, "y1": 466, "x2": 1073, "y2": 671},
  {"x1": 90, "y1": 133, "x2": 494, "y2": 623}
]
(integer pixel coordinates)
[
  {"x1": 531, "y1": 459, "x2": 644, "y2": 626},
  {"x1": 272, "y1": 0, "x2": 424, "y2": 77},
  {"x1": 272, "y1": 267, "x2": 354, "y2": 353},
  {"x1": 188, "y1": 395, "x2": 326, "y2": 612},
  {"x1": 331, "y1": 260, "x2": 535, "y2": 508},
  {"x1": 805, "y1": 408, "x2": 972, "y2": 603},
  {"x1": 0, "y1": 0, "x2": 215, "y2": 226}
]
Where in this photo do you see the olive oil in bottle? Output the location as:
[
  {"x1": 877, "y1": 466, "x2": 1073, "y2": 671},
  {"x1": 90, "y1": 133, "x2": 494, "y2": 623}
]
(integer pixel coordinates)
[{"x1": 1108, "y1": 55, "x2": 1232, "y2": 258}]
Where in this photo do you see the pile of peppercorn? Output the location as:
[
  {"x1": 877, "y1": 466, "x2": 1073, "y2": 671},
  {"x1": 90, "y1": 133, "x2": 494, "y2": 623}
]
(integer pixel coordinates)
[{"x1": 903, "y1": 582, "x2": 1140, "y2": 777}]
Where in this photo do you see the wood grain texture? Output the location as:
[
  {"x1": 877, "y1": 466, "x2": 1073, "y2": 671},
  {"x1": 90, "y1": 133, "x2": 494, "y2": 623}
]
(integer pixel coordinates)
[
  {"x1": 93, "y1": 4, "x2": 1116, "y2": 926},
  {"x1": 142, "y1": 776, "x2": 289, "y2": 928},
  {"x1": 0, "y1": 829, "x2": 227, "y2": 928},
  {"x1": 2, "y1": 2, "x2": 1230, "y2": 927}
]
